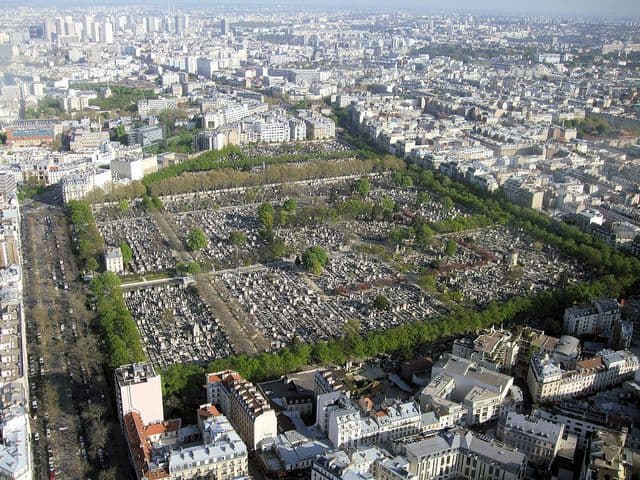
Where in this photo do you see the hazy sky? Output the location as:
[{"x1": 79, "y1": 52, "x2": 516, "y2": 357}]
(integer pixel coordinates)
[{"x1": 13, "y1": 0, "x2": 640, "y2": 18}]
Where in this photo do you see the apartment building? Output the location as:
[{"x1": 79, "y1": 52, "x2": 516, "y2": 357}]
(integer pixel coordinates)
[
  {"x1": 527, "y1": 350, "x2": 639, "y2": 403},
  {"x1": 137, "y1": 98, "x2": 179, "y2": 118},
  {"x1": 114, "y1": 362, "x2": 164, "y2": 426},
  {"x1": 110, "y1": 155, "x2": 158, "y2": 181},
  {"x1": 60, "y1": 168, "x2": 111, "y2": 203},
  {"x1": 206, "y1": 370, "x2": 277, "y2": 450},
  {"x1": 289, "y1": 118, "x2": 307, "y2": 141},
  {"x1": 374, "y1": 457, "x2": 418, "y2": 480},
  {"x1": 404, "y1": 428, "x2": 527, "y2": 480},
  {"x1": 0, "y1": 404, "x2": 32, "y2": 480},
  {"x1": 502, "y1": 177, "x2": 544, "y2": 210},
  {"x1": 452, "y1": 328, "x2": 514, "y2": 371},
  {"x1": 253, "y1": 118, "x2": 290, "y2": 143},
  {"x1": 563, "y1": 298, "x2": 620, "y2": 337},
  {"x1": 124, "y1": 407, "x2": 248, "y2": 480},
  {"x1": 534, "y1": 400, "x2": 628, "y2": 450},
  {"x1": 317, "y1": 392, "x2": 421, "y2": 449},
  {"x1": 303, "y1": 116, "x2": 336, "y2": 140},
  {"x1": 312, "y1": 447, "x2": 385, "y2": 480},
  {"x1": 168, "y1": 414, "x2": 248, "y2": 480},
  {"x1": 313, "y1": 368, "x2": 348, "y2": 397},
  {"x1": 496, "y1": 412, "x2": 563, "y2": 467}
]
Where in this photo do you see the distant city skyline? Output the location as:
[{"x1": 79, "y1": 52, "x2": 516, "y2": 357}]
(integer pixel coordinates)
[{"x1": 9, "y1": 0, "x2": 640, "y2": 19}]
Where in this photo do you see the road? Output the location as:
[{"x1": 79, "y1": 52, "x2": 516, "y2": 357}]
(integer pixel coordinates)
[{"x1": 22, "y1": 198, "x2": 133, "y2": 480}]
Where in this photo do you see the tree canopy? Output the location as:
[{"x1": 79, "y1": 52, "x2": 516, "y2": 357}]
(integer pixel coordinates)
[
  {"x1": 187, "y1": 228, "x2": 209, "y2": 251},
  {"x1": 302, "y1": 246, "x2": 329, "y2": 275}
]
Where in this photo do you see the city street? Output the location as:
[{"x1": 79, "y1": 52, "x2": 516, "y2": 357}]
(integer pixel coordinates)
[{"x1": 22, "y1": 197, "x2": 132, "y2": 480}]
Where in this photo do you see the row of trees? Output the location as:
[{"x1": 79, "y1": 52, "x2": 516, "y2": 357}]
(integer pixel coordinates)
[
  {"x1": 142, "y1": 145, "x2": 360, "y2": 188},
  {"x1": 147, "y1": 156, "x2": 401, "y2": 197},
  {"x1": 90, "y1": 272, "x2": 146, "y2": 368},
  {"x1": 66, "y1": 200, "x2": 105, "y2": 271},
  {"x1": 84, "y1": 181, "x2": 147, "y2": 204}
]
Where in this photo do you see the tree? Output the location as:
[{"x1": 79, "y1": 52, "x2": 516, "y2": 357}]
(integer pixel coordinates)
[
  {"x1": 282, "y1": 198, "x2": 298, "y2": 212},
  {"x1": 389, "y1": 227, "x2": 406, "y2": 245},
  {"x1": 373, "y1": 294, "x2": 390, "y2": 311},
  {"x1": 86, "y1": 257, "x2": 100, "y2": 272},
  {"x1": 152, "y1": 196, "x2": 164, "y2": 210},
  {"x1": 120, "y1": 242, "x2": 133, "y2": 265},
  {"x1": 415, "y1": 225, "x2": 434, "y2": 249},
  {"x1": 416, "y1": 191, "x2": 430, "y2": 207},
  {"x1": 355, "y1": 177, "x2": 371, "y2": 197},
  {"x1": 229, "y1": 231, "x2": 247, "y2": 246},
  {"x1": 117, "y1": 199, "x2": 130, "y2": 212},
  {"x1": 441, "y1": 196, "x2": 454, "y2": 212},
  {"x1": 302, "y1": 246, "x2": 329, "y2": 274},
  {"x1": 444, "y1": 239, "x2": 458, "y2": 256},
  {"x1": 269, "y1": 238, "x2": 286, "y2": 260},
  {"x1": 186, "y1": 261, "x2": 201, "y2": 274},
  {"x1": 187, "y1": 228, "x2": 209, "y2": 251},
  {"x1": 419, "y1": 274, "x2": 437, "y2": 292},
  {"x1": 111, "y1": 124, "x2": 128, "y2": 145},
  {"x1": 257, "y1": 203, "x2": 275, "y2": 231}
]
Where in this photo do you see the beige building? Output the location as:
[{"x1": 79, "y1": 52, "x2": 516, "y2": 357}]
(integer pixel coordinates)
[
  {"x1": 304, "y1": 117, "x2": 336, "y2": 140},
  {"x1": 405, "y1": 428, "x2": 527, "y2": 480},
  {"x1": 497, "y1": 412, "x2": 563, "y2": 467},
  {"x1": 581, "y1": 430, "x2": 631, "y2": 480},
  {"x1": 206, "y1": 370, "x2": 277, "y2": 450}
]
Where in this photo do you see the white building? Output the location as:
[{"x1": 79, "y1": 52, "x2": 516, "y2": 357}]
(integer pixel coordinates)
[
  {"x1": 104, "y1": 247, "x2": 124, "y2": 274},
  {"x1": 317, "y1": 391, "x2": 421, "y2": 449},
  {"x1": 60, "y1": 168, "x2": 111, "y2": 203},
  {"x1": 168, "y1": 414, "x2": 247, "y2": 479},
  {"x1": 289, "y1": 119, "x2": 307, "y2": 141},
  {"x1": 0, "y1": 406, "x2": 32, "y2": 480},
  {"x1": 137, "y1": 98, "x2": 178, "y2": 118},
  {"x1": 528, "y1": 349, "x2": 640, "y2": 403},
  {"x1": 312, "y1": 447, "x2": 388, "y2": 480},
  {"x1": 563, "y1": 298, "x2": 620, "y2": 337},
  {"x1": 420, "y1": 354, "x2": 516, "y2": 426},
  {"x1": 253, "y1": 118, "x2": 290, "y2": 143},
  {"x1": 114, "y1": 363, "x2": 164, "y2": 426},
  {"x1": 110, "y1": 155, "x2": 158, "y2": 181}
]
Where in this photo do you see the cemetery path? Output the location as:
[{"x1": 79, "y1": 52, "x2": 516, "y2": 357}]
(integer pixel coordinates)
[
  {"x1": 150, "y1": 208, "x2": 193, "y2": 263},
  {"x1": 195, "y1": 275, "x2": 271, "y2": 355},
  {"x1": 151, "y1": 207, "x2": 270, "y2": 355}
]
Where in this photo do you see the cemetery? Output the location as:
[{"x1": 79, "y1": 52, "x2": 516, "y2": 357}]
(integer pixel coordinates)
[
  {"x1": 123, "y1": 282, "x2": 233, "y2": 368},
  {"x1": 92, "y1": 171, "x2": 587, "y2": 359}
]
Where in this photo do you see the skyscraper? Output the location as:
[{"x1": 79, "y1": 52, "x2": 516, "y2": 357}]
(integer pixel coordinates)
[{"x1": 175, "y1": 14, "x2": 188, "y2": 36}]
